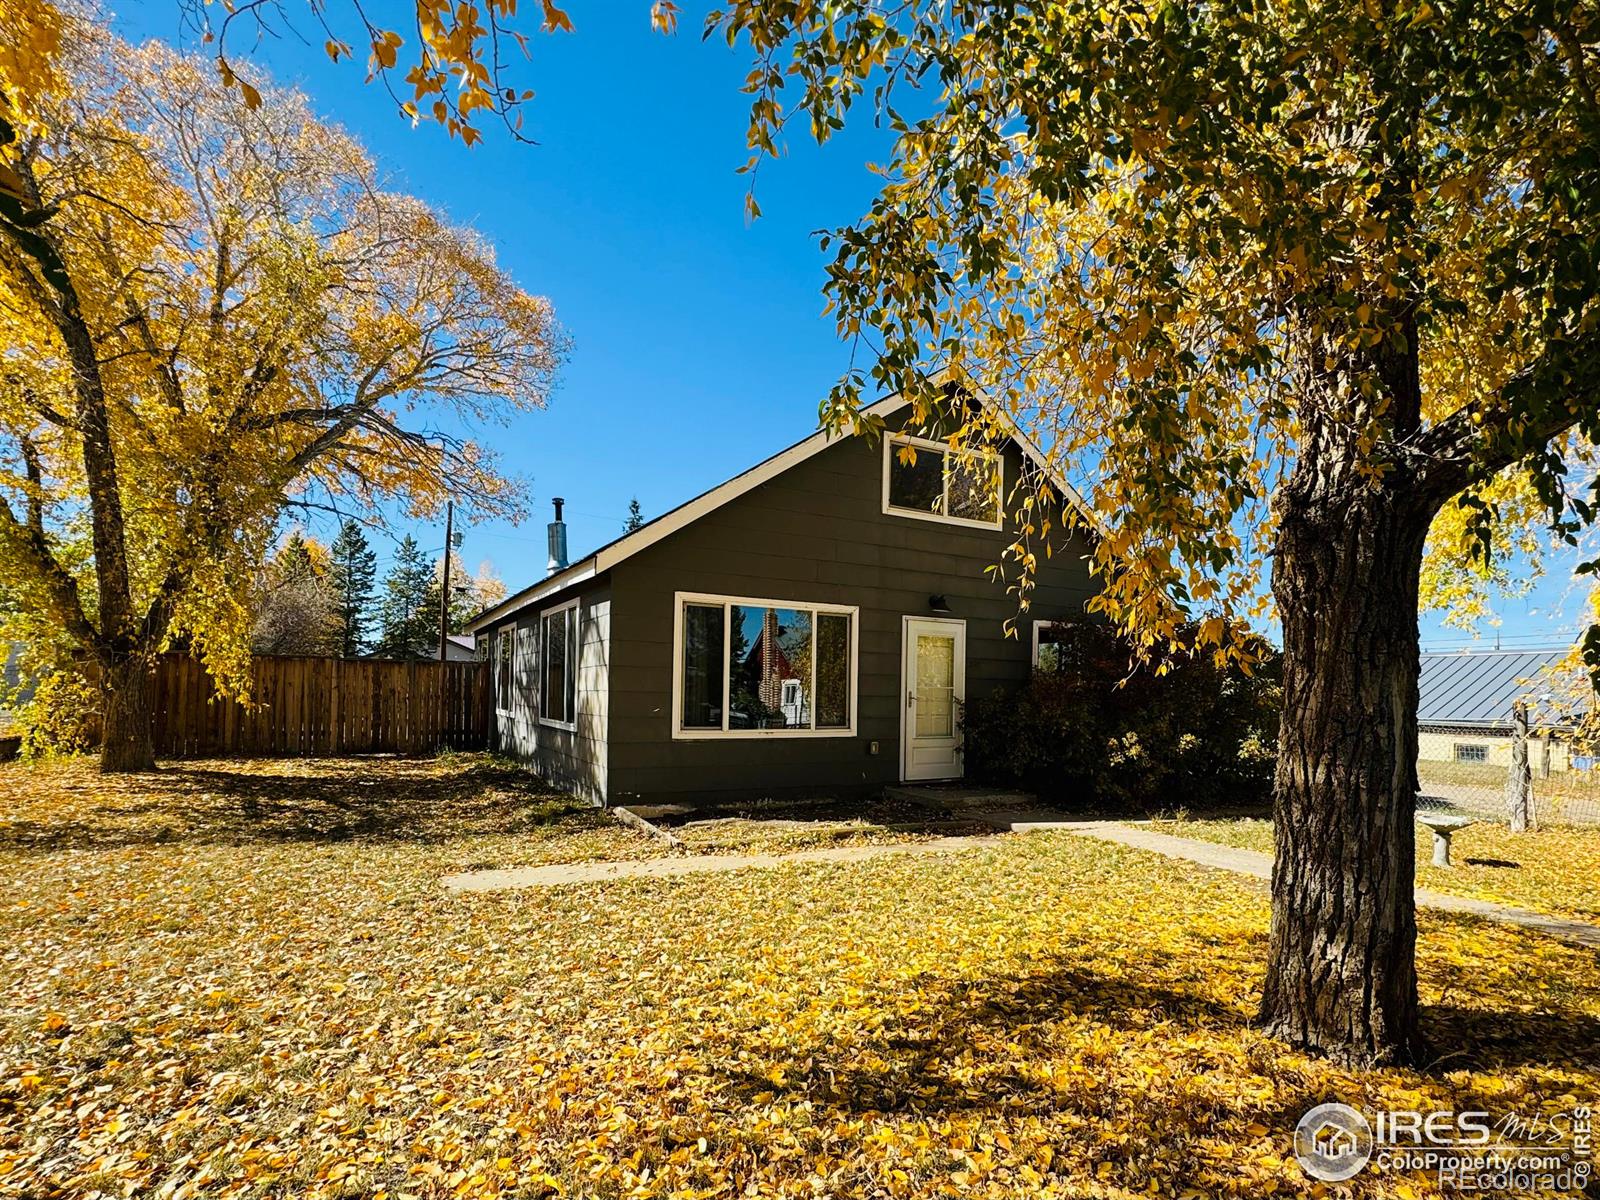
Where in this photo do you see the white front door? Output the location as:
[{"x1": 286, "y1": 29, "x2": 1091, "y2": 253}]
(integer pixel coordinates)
[{"x1": 901, "y1": 617, "x2": 966, "y2": 781}]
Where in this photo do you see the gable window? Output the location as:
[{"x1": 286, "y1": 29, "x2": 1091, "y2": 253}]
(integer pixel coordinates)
[
  {"x1": 673, "y1": 592, "x2": 857, "y2": 738},
  {"x1": 540, "y1": 600, "x2": 579, "y2": 729},
  {"x1": 1453, "y1": 743, "x2": 1488, "y2": 763},
  {"x1": 495, "y1": 628, "x2": 514, "y2": 714},
  {"x1": 883, "y1": 434, "x2": 1002, "y2": 529}
]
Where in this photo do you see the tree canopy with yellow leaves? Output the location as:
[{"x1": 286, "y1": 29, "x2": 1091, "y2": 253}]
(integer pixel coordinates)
[
  {"x1": 697, "y1": 0, "x2": 1600, "y2": 1069},
  {"x1": 0, "y1": 13, "x2": 566, "y2": 770}
]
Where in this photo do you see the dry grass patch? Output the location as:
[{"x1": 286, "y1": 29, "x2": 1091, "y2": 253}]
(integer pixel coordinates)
[
  {"x1": 1151, "y1": 815, "x2": 1600, "y2": 923},
  {"x1": 0, "y1": 752, "x2": 656, "y2": 867},
  {"x1": 662, "y1": 795, "x2": 992, "y2": 854},
  {"x1": 0, "y1": 757, "x2": 1595, "y2": 1199}
]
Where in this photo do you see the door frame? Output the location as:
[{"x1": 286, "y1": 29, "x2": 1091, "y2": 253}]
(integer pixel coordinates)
[{"x1": 899, "y1": 615, "x2": 968, "y2": 782}]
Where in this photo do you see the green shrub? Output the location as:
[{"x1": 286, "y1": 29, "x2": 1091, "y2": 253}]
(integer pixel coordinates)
[{"x1": 962, "y1": 622, "x2": 1280, "y2": 812}]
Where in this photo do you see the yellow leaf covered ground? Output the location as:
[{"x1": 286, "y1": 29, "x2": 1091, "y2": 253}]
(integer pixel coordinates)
[
  {"x1": 1, "y1": 755, "x2": 1595, "y2": 1199},
  {"x1": 1151, "y1": 816, "x2": 1600, "y2": 923}
]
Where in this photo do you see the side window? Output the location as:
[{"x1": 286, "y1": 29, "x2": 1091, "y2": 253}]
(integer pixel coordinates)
[
  {"x1": 1033, "y1": 621, "x2": 1068, "y2": 672},
  {"x1": 540, "y1": 602, "x2": 579, "y2": 728},
  {"x1": 495, "y1": 629, "x2": 513, "y2": 712}
]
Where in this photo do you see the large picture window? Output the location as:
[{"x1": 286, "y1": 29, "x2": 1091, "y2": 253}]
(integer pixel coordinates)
[
  {"x1": 673, "y1": 592, "x2": 857, "y2": 738},
  {"x1": 883, "y1": 434, "x2": 1002, "y2": 528},
  {"x1": 540, "y1": 601, "x2": 579, "y2": 729}
]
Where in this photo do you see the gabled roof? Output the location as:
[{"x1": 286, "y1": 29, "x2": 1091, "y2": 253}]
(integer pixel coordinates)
[
  {"x1": 467, "y1": 392, "x2": 1093, "y2": 633},
  {"x1": 1417, "y1": 649, "x2": 1573, "y2": 727}
]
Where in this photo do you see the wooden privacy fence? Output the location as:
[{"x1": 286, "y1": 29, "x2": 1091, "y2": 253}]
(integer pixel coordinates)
[{"x1": 152, "y1": 655, "x2": 490, "y2": 758}]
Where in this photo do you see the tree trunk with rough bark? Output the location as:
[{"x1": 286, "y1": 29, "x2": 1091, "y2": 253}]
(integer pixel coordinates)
[
  {"x1": 1505, "y1": 701, "x2": 1532, "y2": 832},
  {"x1": 99, "y1": 656, "x2": 156, "y2": 773},
  {"x1": 1259, "y1": 476, "x2": 1435, "y2": 1067}
]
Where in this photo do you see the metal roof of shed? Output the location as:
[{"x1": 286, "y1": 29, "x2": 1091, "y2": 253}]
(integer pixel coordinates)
[{"x1": 1417, "y1": 649, "x2": 1571, "y2": 728}]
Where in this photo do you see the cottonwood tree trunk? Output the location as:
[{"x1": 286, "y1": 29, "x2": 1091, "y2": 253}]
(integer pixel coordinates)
[
  {"x1": 1259, "y1": 476, "x2": 1435, "y2": 1067},
  {"x1": 1505, "y1": 701, "x2": 1532, "y2": 832},
  {"x1": 99, "y1": 656, "x2": 156, "y2": 772}
]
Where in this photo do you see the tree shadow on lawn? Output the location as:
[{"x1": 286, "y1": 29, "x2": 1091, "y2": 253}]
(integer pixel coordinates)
[
  {"x1": 692, "y1": 952, "x2": 1599, "y2": 1197},
  {"x1": 716, "y1": 948, "x2": 1599, "y2": 1125},
  {"x1": 1422, "y1": 1003, "x2": 1600, "y2": 1072},
  {"x1": 0, "y1": 755, "x2": 597, "y2": 853},
  {"x1": 719, "y1": 958, "x2": 1255, "y2": 1111},
  {"x1": 697, "y1": 958, "x2": 1302, "y2": 1193}
]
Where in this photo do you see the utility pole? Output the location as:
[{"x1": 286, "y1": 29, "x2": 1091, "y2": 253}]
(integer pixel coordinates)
[{"x1": 438, "y1": 499, "x2": 454, "y2": 663}]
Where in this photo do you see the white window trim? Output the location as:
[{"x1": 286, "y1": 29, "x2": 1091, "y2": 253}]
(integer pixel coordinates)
[
  {"x1": 494, "y1": 627, "x2": 516, "y2": 717},
  {"x1": 538, "y1": 597, "x2": 580, "y2": 732},
  {"x1": 1030, "y1": 620, "x2": 1051, "y2": 669},
  {"x1": 671, "y1": 590, "x2": 860, "y2": 740},
  {"x1": 1031, "y1": 619, "x2": 1078, "y2": 669},
  {"x1": 881, "y1": 433, "x2": 1004, "y2": 530}
]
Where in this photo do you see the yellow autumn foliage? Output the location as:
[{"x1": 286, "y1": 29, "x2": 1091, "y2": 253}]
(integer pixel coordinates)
[
  {"x1": 0, "y1": 22, "x2": 566, "y2": 720},
  {"x1": 0, "y1": 0, "x2": 62, "y2": 141}
]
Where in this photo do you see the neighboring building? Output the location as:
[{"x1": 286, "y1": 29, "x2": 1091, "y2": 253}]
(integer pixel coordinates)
[
  {"x1": 1418, "y1": 648, "x2": 1580, "y2": 772},
  {"x1": 468, "y1": 394, "x2": 1099, "y2": 805},
  {"x1": 2, "y1": 643, "x2": 25, "y2": 697},
  {"x1": 1, "y1": 643, "x2": 29, "y2": 731},
  {"x1": 441, "y1": 633, "x2": 478, "y2": 663}
]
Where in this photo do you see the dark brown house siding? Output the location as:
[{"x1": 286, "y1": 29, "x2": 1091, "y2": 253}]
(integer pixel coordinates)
[
  {"x1": 602, "y1": 427, "x2": 1097, "y2": 805},
  {"x1": 489, "y1": 583, "x2": 611, "y2": 803}
]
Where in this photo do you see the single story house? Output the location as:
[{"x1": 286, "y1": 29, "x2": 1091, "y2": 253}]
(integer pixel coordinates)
[
  {"x1": 467, "y1": 394, "x2": 1099, "y2": 805},
  {"x1": 1417, "y1": 648, "x2": 1581, "y2": 772}
]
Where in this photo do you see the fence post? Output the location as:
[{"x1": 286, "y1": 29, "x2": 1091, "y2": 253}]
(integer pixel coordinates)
[{"x1": 1505, "y1": 699, "x2": 1533, "y2": 832}]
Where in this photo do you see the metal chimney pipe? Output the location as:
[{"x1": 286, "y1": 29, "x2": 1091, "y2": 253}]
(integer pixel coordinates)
[{"x1": 546, "y1": 497, "x2": 568, "y2": 575}]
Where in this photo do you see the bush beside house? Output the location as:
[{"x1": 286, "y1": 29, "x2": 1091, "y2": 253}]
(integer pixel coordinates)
[{"x1": 963, "y1": 621, "x2": 1280, "y2": 812}]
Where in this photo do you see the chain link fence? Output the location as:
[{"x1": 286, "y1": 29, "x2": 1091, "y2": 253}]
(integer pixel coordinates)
[{"x1": 1417, "y1": 726, "x2": 1600, "y2": 827}]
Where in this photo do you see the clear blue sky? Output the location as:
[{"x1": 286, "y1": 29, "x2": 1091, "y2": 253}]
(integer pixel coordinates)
[
  {"x1": 117, "y1": 4, "x2": 1592, "y2": 653},
  {"x1": 116, "y1": 4, "x2": 893, "y2": 579}
]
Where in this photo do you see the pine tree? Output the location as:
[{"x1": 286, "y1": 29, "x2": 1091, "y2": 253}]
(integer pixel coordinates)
[
  {"x1": 326, "y1": 519, "x2": 377, "y2": 658},
  {"x1": 623, "y1": 497, "x2": 644, "y2": 533},
  {"x1": 375, "y1": 535, "x2": 435, "y2": 659}
]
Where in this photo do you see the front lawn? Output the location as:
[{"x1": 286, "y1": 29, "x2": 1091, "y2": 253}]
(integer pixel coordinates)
[
  {"x1": 1152, "y1": 815, "x2": 1600, "y2": 923},
  {"x1": 2, "y1": 755, "x2": 1596, "y2": 1199}
]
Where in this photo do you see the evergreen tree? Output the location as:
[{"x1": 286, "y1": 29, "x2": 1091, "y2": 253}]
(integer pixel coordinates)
[
  {"x1": 374, "y1": 535, "x2": 435, "y2": 659},
  {"x1": 326, "y1": 519, "x2": 377, "y2": 658},
  {"x1": 623, "y1": 497, "x2": 644, "y2": 533}
]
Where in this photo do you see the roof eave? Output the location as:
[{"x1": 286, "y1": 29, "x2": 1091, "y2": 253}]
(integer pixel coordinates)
[{"x1": 465, "y1": 557, "x2": 599, "y2": 633}]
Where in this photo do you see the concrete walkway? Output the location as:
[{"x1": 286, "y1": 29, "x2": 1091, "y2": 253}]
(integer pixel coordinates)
[
  {"x1": 442, "y1": 834, "x2": 1010, "y2": 892},
  {"x1": 1052, "y1": 822, "x2": 1600, "y2": 951},
  {"x1": 443, "y1": 818, "x2": 1600, "y2": 952}
]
